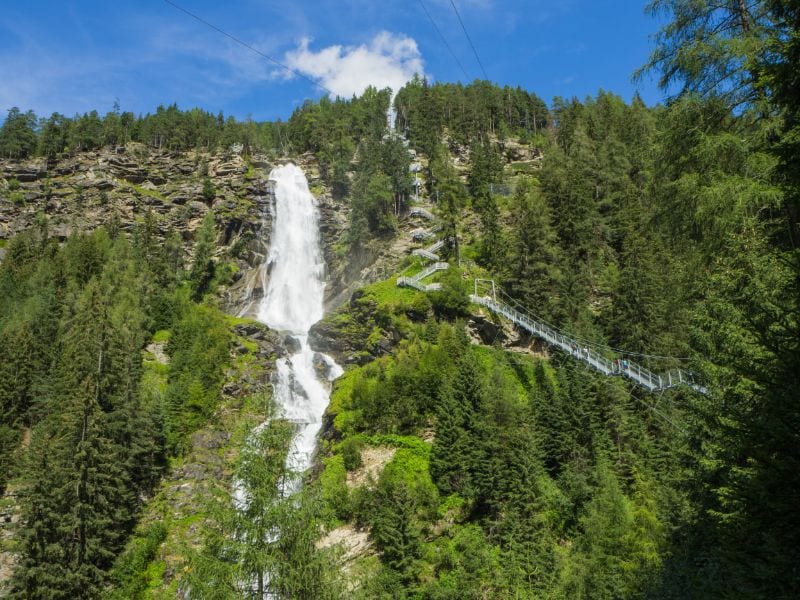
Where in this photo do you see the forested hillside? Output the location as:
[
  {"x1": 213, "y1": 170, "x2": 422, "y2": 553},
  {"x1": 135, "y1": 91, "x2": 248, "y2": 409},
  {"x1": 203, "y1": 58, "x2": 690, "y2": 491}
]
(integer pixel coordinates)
[{"x1": 0, "y1": 0, "x2": 798, "y2": 598}]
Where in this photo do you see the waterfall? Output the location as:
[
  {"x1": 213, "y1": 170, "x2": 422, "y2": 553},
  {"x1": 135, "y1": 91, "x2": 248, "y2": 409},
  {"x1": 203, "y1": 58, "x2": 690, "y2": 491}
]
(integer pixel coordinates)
[{"x1": 255, "y1": 163, "x2": 342, "y2": 494}]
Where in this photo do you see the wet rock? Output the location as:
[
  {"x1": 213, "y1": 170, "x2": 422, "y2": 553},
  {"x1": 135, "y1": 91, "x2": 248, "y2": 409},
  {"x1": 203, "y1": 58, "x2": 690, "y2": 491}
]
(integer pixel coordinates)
[
  {"x1": 187, "y1": 200, "x2": 208, "y2": 216},
  {"x1": 374, "y1": 338, "x2": 393, "y2": 356},
  {"x1": 287, "y1": 370, "x2": 309, "y2": 400},
  {"x1": 192, "y1": 430, "x2": 227, "y2": 450},
  {"x1": 313, "y1": 353, "x2": 335, "y2": 379},
  {"x1": 214, "y1": 162, "x2": 243, "y2": 176},
  {"x1": 284, "y1": 335, "x2": 301, "y2": 354},
  {"x1": 233, "y1": 322, "x2": 270, "y2": 340},
  {"x1": 94, "y1": 178, "x2": 115, "y2": 191},
  {"x1": 50, "y1": 223, "x2": 73, "y2": 241},
  {"x1": 308, "y1": 321, "x2": 339, "y2": 354}
]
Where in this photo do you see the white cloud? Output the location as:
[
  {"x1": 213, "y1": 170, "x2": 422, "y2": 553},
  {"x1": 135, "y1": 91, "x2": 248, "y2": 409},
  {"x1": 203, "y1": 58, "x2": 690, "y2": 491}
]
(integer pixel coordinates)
[{"x1": 284, "y1": 31, "x2": 426, "y2": 98}]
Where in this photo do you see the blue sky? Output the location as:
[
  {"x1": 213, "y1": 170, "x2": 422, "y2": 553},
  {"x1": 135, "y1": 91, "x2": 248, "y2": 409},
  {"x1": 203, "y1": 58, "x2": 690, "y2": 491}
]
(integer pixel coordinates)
[{"x1": 0, "y1": 1, "x2": 669, "y2": 122}]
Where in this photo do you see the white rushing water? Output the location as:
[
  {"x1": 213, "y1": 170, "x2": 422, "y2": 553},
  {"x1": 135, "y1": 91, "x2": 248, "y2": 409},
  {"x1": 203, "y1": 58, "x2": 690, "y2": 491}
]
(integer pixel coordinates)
[{"x1": 256, "y1": 163, "x2": 342, "y2": 495}]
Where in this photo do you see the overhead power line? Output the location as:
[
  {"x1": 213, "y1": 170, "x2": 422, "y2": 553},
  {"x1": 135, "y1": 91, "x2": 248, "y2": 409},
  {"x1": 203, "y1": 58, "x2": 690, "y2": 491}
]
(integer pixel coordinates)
[
  {"x1": 447, "y1": 0, "x2": 488, "y2": 80},
  {"x1": 162, "y1": 0, "x2": 334, "y2": 96},
  {"x1": 416, "y1": 0, "x2": 471, "y2": 81}
]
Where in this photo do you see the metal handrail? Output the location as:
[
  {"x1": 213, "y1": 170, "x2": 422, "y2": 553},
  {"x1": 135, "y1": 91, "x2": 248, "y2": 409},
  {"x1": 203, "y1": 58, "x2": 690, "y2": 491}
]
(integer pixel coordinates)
[{"x1": 470, "y1": 294, "x2": 708, "y2": 395}]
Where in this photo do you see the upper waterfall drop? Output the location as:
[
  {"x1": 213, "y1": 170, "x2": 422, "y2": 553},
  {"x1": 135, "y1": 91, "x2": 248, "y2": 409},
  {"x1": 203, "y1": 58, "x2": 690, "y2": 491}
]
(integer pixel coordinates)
[{"x1": 258, "y1": 163, "x2": 326, "y2": 334}]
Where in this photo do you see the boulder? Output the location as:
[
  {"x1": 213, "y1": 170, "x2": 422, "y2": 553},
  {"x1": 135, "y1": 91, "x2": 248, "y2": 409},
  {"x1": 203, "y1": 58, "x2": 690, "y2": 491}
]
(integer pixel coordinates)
[
  {"x1": 284, "y1": 335, "x2": 301, "y2": 354},
  {"x1": 9, "y1": 167, "x2": 46, "y2": 182}
]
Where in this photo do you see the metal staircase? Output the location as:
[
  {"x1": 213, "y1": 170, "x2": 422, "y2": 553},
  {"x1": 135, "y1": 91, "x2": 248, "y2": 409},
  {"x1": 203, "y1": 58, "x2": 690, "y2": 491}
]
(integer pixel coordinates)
[
  {"x1": 411, "y1": 228, "x2": 435, "y2": 242},
  {"x1": 412, "y1": 239, "x2": 446, "y2": 261},
  {"x1": 397, "y1": 262, "x2": 449, "y2": 292},
  {"x1": 410, "y1": 207, "x2": 435, "y2": 220}
]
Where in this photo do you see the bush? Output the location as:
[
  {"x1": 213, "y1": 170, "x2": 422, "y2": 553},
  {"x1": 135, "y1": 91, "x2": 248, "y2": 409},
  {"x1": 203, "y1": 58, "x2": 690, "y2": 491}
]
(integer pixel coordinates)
[
  {"x1": 7, "y1": 177, "x2": 20, "y2": 191},
  {"x1": 430, "y1": 268, "x2": 470, "y2": 318},
  {"x1": 341, "y1": 437, "x2": 364, "y2": 471},
  {"x1": 108, "y1": 521, "x2": 168, "y2": 598},
  {"x1": 319, "y1": 454, "x2": 350, "y2": 521},
  {"x1": 406, "y1": 293, "x2": 432, "y2": 321},
  {"x1": 202, "y1": 177, "x2": 216, "y2": 203}
]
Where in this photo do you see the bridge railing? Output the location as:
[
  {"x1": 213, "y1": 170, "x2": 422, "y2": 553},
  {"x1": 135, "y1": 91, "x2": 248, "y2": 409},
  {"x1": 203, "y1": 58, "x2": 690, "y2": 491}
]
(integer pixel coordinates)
[
  {"x1": 470, "y1": 294, "x2": 707, "y2": 395},
  {"x1": 413, "y1": 248, "x2": 441, "y2": 261},
  {"x1": 410, "y1": 207, "x2": 435, "y2": 220}
]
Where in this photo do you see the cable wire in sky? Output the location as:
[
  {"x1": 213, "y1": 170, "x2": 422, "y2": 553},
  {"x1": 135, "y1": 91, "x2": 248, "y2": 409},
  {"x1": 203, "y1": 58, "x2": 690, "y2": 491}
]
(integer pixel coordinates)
[
  {"x1": 162, "y1": 0, "x2": 334, "y2": 96},
  {"x1": 416, "y1": 0, "x2": 472, "y2": 81},
  {"x1": 448, "y1": 0, "x2": 488, "y2": 80}
]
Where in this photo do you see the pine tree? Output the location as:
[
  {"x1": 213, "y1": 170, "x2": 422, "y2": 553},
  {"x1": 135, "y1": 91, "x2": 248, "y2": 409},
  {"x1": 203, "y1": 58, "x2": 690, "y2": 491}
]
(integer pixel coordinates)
[
  {"x1": 505, "y1": 178, "x2": 563, "y2": 319},
  {"x1": 0, "y1": 107, "x2": 38, "y2": 159},
  {"x1": 11, "y1": 281, "x2": 137, "y2": 598},
  {"x1": 188, "y1": 416, "x2": 343, "y2": 598},
  {"x1": 188, "y1": 210, "x2": 216, "y2": 301}
]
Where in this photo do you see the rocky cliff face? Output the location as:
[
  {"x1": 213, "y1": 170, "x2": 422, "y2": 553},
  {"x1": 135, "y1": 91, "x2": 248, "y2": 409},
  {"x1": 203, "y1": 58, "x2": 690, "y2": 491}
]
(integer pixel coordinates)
[
  {"x1": 0, "y1": 143, "x2": 271, "y2": 267},
  {"x1": 1, "y1": 146, "x2": 401, "y2": 319}
]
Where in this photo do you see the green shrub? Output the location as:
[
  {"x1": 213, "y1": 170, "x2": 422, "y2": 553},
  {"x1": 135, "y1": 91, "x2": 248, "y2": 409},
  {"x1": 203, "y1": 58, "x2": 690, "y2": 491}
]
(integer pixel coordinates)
[
  {"x1": 430, "y1": 268, "x2": 470, "y2": 318},
  {"x1": 341, "y1": 437, "x2": 364, "y2": 471},
  {"x1": 319, "y1": 454, "x2": 350, "y2": 521},
  {"x1": 7, "y1": 177, "x2": 20, "y2": 191},
  {"x1": 163, "y1": 304, "x2": 230, "y2": 453},
  {"x1": 202, "y1": 177, "x2": 216, "y2": 202},
  {"x1": 108, "y1": 521, "x2": 168, "y2": 598},
  {"x1": 406, "y1": 293, "x2": 432, "y2": 320}
]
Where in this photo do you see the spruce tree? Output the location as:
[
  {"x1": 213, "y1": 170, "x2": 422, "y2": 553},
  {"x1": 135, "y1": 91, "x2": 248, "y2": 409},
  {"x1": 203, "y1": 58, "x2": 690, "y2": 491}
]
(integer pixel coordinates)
[{"x1": 188, "y1": 210, "x2": 216, "y2": 301}]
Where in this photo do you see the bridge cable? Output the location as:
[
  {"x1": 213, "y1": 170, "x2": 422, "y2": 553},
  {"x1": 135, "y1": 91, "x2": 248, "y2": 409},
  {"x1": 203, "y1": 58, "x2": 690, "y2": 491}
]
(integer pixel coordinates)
[
  {"x1": 162, "y1": 0, "x2": 335, "y2": 97},
  {"x1": 490, "y1": 285, "x2": 695, "y2": 363},
  {"x1": 416, "y1": 0, "x2": 472, "y2": 81},
  {"x1": 447, "y1": 0, "x2": 489, "y2": 80}
]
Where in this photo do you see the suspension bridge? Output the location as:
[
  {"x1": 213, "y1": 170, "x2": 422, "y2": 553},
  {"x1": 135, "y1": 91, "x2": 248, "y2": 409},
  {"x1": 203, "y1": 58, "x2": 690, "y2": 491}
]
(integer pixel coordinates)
[{"x1": 398, "y1": 213, "x2": 709, "y2": 396}]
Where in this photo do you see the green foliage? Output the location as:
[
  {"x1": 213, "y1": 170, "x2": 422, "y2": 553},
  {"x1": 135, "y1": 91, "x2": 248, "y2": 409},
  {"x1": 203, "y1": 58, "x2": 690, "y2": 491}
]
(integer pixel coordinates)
[
  {"x1": 341, "y1": 436, "x2": 365, "y2": 471},
  {"x1": 321, "y1": 294, "x2": 692, "y2": 597},
  {"x1": 164, "y1": 303, "x2": 230, "y2": 453},
  {"x1": 2, "y1": 8, "x2": 800, "y2": 596},
  {"x1": 187, "y1": 416, "x2": 345, "y2": 598},
  {"x1": 637, "y1": 0, "x2": 772, "y2": 110},
  {"x1": 319, "y1": 454, "x2": 350, "y2": 521},
  {"x1": 0, "y1": 107, "x2": 37, "y2": 158},
  {"x1": 429, "y1": 268, "x2": 470, "y2": 318},
  {"x1": 188, "y1": 210, "x2": 217, "y2": 301},
  {"x1": 1, "y1": 103, "x2": 288, "y2": 157},
  {"x1": 201, "y1": 176, "x2": 216, "y2": 202},
  {"x1": 108, "y1": 522, "x2": 168, "y2": 599},
  {"x1": 395, "y1": 77, "x2": 549, "y2": 147},
  {"x1": 0, "y1": 218, "x2": 240, "y2": 597},
  {"x1": 504, "y1": 178, "x2": 562, "y2": 318}
]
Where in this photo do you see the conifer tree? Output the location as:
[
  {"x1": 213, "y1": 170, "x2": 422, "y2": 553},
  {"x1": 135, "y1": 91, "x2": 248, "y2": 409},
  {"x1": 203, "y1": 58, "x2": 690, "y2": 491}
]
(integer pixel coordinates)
[
  {"x1": 506, "y1": 178, "x2": 563, "y2": 319},
  {"x1": 11, "y1": 281, "x2": 137, "y2": 598},
  {"x1": 188, "y1": 210, "x2": 216, "y2": 301}
]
